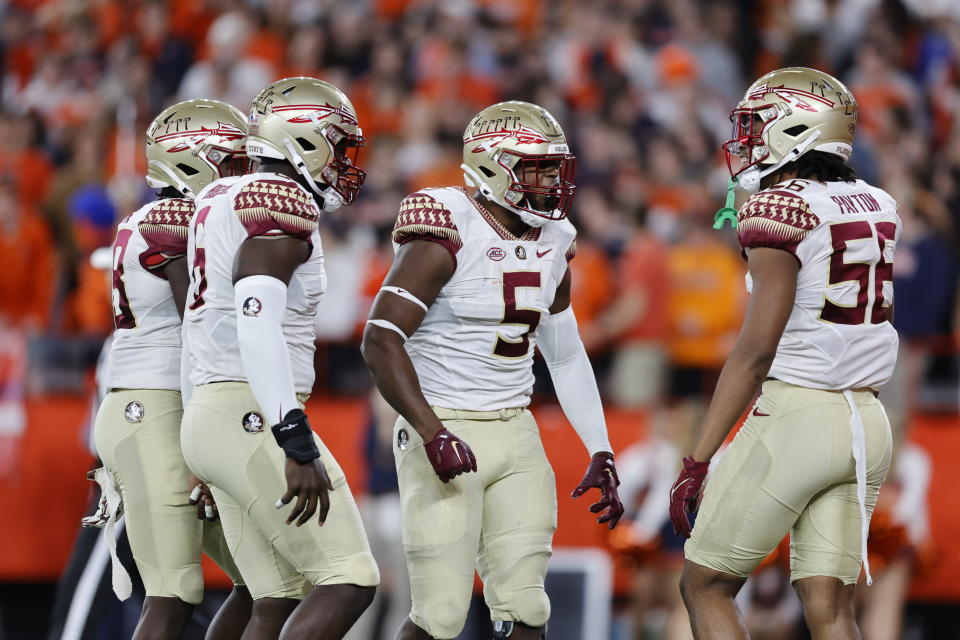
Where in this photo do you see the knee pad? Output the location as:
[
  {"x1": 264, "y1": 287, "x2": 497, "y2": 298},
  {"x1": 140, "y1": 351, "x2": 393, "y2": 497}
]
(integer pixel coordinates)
[
  {"x1": 507, "y1": 587, "x2": 550, "y2": 628},
  {"x1": 416, "y1": 600, "x2": 470, "y2": 639}
]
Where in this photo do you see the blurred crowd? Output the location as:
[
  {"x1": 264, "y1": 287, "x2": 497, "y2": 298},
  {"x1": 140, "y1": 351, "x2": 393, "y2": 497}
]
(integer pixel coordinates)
[
  {"x1": 0, "y1": 0, "x2": 959, "y2": 636},
  {"x1": 0, "y1": 0, "x2": 955, "y2": 403}
]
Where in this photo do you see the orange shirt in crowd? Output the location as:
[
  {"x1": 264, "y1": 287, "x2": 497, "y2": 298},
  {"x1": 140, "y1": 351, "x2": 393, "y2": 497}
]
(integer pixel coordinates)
[
  {"x1": 0, "y1": 209, "x2": 54, "y2": 330},
  {"x1": 665, "y1": 234, "x2": 744, "y2": 368},
  {"x1": 618, "y1": 232, "x2": 670, "y2": 343},
  {"x1": 0, "y1": 149, "x2": 53, "y2": 209},
  {"x1": 568, "y1": 240, "x2": 614, "y2": 331}
]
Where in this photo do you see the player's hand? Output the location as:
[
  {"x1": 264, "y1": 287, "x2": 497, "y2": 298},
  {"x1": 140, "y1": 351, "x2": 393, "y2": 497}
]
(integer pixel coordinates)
[
  {"x1": 572, "y1": 452, "x2": 624, "y2": 529},
  {"x1": 669, "y1": 455, "x2": 710, "y2": 539},
  {"x1": 278, "y1": 457, "x2": 334, "y2": 527},
  {"x1": 423, "y1": 428, "x2": 477, "y2": 483},
  {"x1": 188, "y1": 474, "x2": 218, "y2": 521}
]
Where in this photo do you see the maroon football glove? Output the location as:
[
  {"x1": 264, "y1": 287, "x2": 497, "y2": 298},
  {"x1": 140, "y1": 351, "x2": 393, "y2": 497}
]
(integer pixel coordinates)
[
  {"x1": 669, "y1": 456, "x2": 710, "y2": 538},
  {"x1": 423, "y1": 428, "x2": 477, "y2": 483},
  {"x1": 572, "y1": 452, "x2": 624, "y2": 529}
]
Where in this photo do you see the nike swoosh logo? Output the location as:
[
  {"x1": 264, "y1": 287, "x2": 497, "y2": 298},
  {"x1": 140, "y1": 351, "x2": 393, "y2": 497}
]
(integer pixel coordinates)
[
  {"x1": 671, "y1": 478, "x2": 692, "y2": 499},
  {"x1": 752, "y1": 407, "x2": 770, "y2": 417},
  {"x1": 536, "y1": 249, "x2": 552, "y2": 258}
]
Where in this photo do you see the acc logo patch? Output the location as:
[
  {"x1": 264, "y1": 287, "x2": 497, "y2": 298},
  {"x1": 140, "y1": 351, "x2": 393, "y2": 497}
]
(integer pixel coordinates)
[
  {"x1": 515, "y1": 246, "x2": 527, "y2": 260},
  {"x1": 397, "y1": 428, "x2": 409, "y2": 451},
  {"x1": 486, "y1": 247, "x2": 505, "y2": 262},
  {"x1": 242, "y1": 411, "x2": 265, "y2": 433},
  {"x1": 242, "y1": 297, "x2": 262, "y2": 316},
  {"x1": 124, "y1": 401, "x2": 145, "y2": 423}
]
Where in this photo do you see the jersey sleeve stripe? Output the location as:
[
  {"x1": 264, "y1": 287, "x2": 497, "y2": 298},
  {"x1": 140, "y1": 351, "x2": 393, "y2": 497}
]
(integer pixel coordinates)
[
  {"x1": 393, "y1": 192, "x2": 463, "y2": 262},
  {"x1": 138, "y1": 199, "x2": 194, "y2": 274},
  {"x1": 234, "y1": 179, "x2": 320, "y2": 240},
  {"x1": 737, "y1": 190, "x2": 820, "y2": 258}
]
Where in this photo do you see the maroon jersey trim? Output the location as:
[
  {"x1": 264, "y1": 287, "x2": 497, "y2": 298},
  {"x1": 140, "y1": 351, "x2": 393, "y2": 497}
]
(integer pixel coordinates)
[
  {"x1": 737, "y1": 190, "x2": 820, "y2": 259},
  {"x1": 394, "y1": 191, "x2": 463, "y2": 268},
  {"x1": 138, "y1": 198, "x2": 195, "y2": 277},
  {"x1": 457, "y1": 187, "x2": 542, "y2": 242},
  {"x1": 233, "y1": 179, "x2": 320, "y2": 241}
]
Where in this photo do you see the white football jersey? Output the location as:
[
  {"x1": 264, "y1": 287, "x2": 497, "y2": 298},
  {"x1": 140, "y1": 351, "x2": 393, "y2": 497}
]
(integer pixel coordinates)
[
  {"x1": 184, "y1": 173, "x2": 326, "y2": 393},
  {"x1": 393, "y1": 187, "x2": 576, "y2": 411},
  {"x1": 738, "y1": 178, "x2": 900, "y2": 390},
  {"x1": 107, "y1": 199, "x2": 194, "y2": 391}
]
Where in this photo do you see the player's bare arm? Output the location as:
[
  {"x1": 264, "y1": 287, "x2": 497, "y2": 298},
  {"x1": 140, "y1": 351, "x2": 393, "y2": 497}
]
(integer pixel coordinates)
[
  {"x1": 361, "y1": 239, "x2": 478, "y2": 482},
  {"x1": 162, "y1": 254, "x2": 222, "y2": 521},
  {"x1": 163, "y1": 256, "x2": 190, "y2": 320},
  {"x1": 669, "y1": 247, "x2": 798, "y2": 537},
  {"x1": 233, "y1": 236, "x2": 334, "y2": 527},
  {"x1": 538, "y1": 269, "x2": 625, "y2": 528}
]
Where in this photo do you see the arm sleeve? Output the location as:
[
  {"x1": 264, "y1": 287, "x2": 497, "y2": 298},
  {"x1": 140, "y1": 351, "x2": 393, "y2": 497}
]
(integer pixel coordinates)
[
  {"x1": 234, "y1": 275, "x2": 300, "y2": 424},
  {"x1": 233, "y1": 179, "x2": 320, "y2": 241},
  {"x1": 138, "y1": 199, "x2": 194, "y2": 277},
  {"x1": 392, "y1": 191, "x2": 462, "y2": 265},
  {"x1": 536, "y1": 306, "x2": 612, "y2": 456},
  {"x1": 736, "y1": 190, "x2": 820, "y2": 262}
]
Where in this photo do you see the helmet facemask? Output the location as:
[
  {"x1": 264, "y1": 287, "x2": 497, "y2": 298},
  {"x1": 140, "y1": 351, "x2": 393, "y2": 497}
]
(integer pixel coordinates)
[
  {"x1": 500, "y1": 151, "x2": 576, "y2": 225},
  {"x1": 319, "y1": 124, "x2": 365, "y2": 206}
]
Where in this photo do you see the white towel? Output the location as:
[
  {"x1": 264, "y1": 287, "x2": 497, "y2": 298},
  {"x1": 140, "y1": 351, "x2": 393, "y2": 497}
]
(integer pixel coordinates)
[{"x1": 842, "y1": 390, "x2": 872, "y2": 586}]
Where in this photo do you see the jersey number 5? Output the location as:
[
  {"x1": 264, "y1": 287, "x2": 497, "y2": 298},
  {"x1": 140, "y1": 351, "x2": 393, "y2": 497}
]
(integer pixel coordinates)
[
  {"x1": 112, "y1": 229, "x2": 136, "y2": 329},
  {"x1": 820, "y1": 220, "x2": 896, "y2": 325},
  {"x1": 188, "y1": 206, "x2": 212, "y2": 311},
  {"x1": 494, "y1": 271, "x2": 542, "y2": 358}
]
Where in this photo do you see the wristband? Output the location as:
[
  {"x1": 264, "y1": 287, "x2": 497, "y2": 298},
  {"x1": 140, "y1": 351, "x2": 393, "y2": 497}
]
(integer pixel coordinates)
[{"x1": 271, "y1": 409, "x2": 320, "y2": 463}]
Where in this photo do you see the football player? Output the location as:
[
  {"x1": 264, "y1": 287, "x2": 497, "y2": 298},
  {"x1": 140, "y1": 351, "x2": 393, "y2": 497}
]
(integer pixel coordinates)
[
  {"x1": 93, "y1": 99, "x2": 252, "y2": 639},
  {"x1": 668, "y1": 67, "x2": 899, "y2": 639},
  {"x1": 361, "y1": 101, "x2": 624, "y2": 640},
  {"x1": 179, "y1": 77, "x2": 379, "y2": 639}
]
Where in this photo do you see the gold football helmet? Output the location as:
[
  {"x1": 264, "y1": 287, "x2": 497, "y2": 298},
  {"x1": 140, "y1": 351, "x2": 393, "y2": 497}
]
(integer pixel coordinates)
[
  {"x1": 461, "y1": 101, "x2": 575, "y2": 227},
  {"x1": 246, "y1": 77, "x2": 365, "y2": 212},
  {"x1": 146, "y1": 99, "x2": 249, "y2": 198},
  {"x1": 724, "y1": 67, "x2": 858, "y2": 193}
]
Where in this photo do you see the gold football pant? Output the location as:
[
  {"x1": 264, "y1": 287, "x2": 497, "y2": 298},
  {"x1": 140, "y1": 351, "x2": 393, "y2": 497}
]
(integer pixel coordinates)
[
  {"x1": 394, "y1": 407, "x2": 556, "y2": 639},
  {"x1": 685, "y1": 380, "x2": 892, "y2": 584},
  {"x1": 181, "y1": 382, "x2": 379, "y2": 600},
  {"x1": 94, "y1": 389, "x2": 243, "y2": 604}
]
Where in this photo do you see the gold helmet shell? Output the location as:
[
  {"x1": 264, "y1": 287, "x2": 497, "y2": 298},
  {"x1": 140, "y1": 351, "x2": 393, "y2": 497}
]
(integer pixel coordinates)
[
  {"x1": 724, "y1": 67, "x2": 858, "y2": 192},
  {"x1": 246, "y1": 76, "x2": 365, "y2": 212},
  {"x1": 461, "y1": 101, "x2": 575, "y2": 227},
  {"x1": 146, "y1": 99, "x2": 249, "y2": 198}
]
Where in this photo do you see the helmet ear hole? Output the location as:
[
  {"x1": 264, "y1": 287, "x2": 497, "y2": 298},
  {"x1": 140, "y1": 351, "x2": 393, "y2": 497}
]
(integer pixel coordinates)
[
  {"x1": 296, "y1": 137, "x2": 316, "y2": 151},
  {"x1": 177, "y1": 163, "x2": 199, "y2": 176},
  {"x1": 479, "y1": 165, "x2": 496, "y2": 178},
  {"x1": 784, "y1": 125, "x2": 808, "y2": 136}
]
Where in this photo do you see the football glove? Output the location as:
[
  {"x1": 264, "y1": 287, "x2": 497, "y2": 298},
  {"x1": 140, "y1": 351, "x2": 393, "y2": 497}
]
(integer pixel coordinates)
[
  {"x1": 572, "y1": 452, "x2": 624, "y2": 529},
  {"x1": 669, "y1": 455, "x2": 710, "y2": 538},
  {"x1": 423, "y1": 428, "x2": 477, "y2": 483}
]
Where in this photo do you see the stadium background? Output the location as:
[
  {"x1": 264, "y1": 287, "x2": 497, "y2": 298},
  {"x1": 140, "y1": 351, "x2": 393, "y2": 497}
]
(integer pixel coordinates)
[{"x1": 0, "y1": 0, "x2": 957, "y2": 638}]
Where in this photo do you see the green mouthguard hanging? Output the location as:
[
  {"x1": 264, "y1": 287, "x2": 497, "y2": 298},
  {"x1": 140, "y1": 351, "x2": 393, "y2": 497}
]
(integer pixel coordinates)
[{"x1": 713, "y1": 178, "x2": 738, "y2": 230}]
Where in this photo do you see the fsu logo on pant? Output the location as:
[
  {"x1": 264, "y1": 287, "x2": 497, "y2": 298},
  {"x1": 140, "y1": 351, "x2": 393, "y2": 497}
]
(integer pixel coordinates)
[
  {"x1": 242, "y1": 411, "x2": 265, "y2": 433},
  {"x1": 124, "y1": 401, "x2": 145, "y2": 423}
]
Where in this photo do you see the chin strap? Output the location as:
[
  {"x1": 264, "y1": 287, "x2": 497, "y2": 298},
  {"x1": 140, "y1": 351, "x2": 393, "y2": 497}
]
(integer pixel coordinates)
[
  {"x1": 147, "y1": 161, "x2": 194, "y2": 198},
  {"x1": 281, "y1": 139, "x2": 345, "y2": 212},
  {"x1": 738, "y1": 130, "x2": 823, "y2": 194},
  {"x1": 460, "y1": 163, "x2": 553, "y2": 228}
]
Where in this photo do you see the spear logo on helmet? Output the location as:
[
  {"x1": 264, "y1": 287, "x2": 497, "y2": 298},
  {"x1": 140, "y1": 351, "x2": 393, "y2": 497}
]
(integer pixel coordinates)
[{"x1": 158, "y1": 122, "x2": 246, "y2": 153}]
